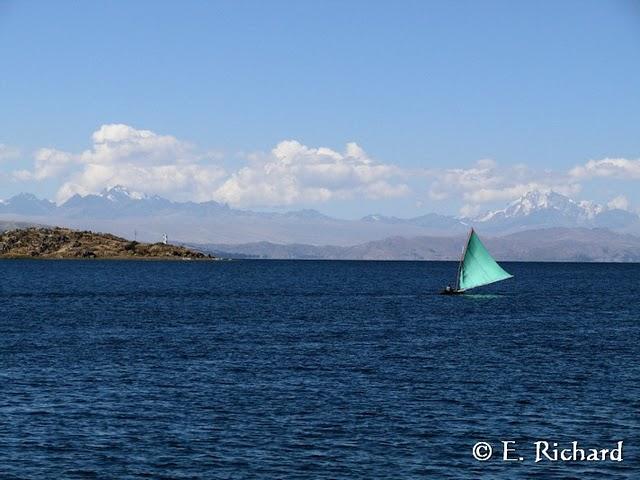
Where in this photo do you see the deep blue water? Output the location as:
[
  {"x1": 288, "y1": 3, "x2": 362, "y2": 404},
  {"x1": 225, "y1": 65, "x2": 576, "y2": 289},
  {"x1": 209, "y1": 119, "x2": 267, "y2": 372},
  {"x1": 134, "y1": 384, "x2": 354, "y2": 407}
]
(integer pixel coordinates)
[{"x1": 0, "y1": 260, "x2": 638, "y2": 479}]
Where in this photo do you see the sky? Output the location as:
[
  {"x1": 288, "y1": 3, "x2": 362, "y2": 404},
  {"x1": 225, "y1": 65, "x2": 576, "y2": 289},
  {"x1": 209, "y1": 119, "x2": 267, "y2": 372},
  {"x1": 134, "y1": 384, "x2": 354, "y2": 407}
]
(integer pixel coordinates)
[{"x1": 1, "y1": 0, "x2": 639, "y2": 218}]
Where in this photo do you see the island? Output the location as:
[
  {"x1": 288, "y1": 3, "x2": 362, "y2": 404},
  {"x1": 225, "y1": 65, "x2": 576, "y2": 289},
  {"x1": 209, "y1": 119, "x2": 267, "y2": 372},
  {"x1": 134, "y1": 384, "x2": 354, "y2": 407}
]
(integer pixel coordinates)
[{"x1": 0, "y1": 227, "x2": 214, "y2": 259}]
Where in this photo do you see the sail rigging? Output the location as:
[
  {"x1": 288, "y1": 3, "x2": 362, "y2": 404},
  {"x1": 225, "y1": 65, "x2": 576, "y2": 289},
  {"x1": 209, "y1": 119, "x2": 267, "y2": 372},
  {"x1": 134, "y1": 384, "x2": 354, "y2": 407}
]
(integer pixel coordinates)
[{"x1": 455, "y1": 229, "x2": 512, "y2": 291}]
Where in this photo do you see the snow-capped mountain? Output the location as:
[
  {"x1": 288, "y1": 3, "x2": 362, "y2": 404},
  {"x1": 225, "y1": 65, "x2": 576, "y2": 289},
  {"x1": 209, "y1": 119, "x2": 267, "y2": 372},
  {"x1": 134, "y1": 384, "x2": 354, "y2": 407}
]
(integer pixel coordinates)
[
  {"x1": 61, "y1": 186, "x2": 176, "y2": 219},
  {"x1": 477, "y1": 191, "x2": 602, "y2": 222},
  {"x1": 0, "y1": 188, "x2": 439, "y2": 244},
  {"x1": 0, "y1": 193, "x2": 56, "y2": 215},
  {"x1": 100, "y1": 185, "x2": 148, "y2": 202},
  {"x1": 474, "y1": 190, "x2": 639, "y2": 234},
  {"x1": 1, "y1": 187, "x2": 639, "y2": 244},
  {"x1": 357, "y1": 190, "x2": 640, "y2": 236}
]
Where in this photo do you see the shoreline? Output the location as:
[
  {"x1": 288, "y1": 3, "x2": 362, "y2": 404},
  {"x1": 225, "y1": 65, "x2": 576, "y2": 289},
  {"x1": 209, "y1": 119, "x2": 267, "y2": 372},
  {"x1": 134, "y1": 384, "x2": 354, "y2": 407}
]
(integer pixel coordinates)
[{"x1": 0, "y1": 255, "x2": 225, "y2": 261}]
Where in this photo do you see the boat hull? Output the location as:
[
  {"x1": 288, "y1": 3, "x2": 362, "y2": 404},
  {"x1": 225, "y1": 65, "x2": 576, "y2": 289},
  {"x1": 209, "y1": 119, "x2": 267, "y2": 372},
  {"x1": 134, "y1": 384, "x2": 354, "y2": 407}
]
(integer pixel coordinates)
[{"x1": 440, "y1": 289, "x2": 465, "y2": 295}]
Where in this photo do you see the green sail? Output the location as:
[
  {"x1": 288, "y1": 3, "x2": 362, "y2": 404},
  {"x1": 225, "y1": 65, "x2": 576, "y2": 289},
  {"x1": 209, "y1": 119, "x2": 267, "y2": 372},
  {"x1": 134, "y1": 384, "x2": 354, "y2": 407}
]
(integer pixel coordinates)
[{"x1": 457, "y1": 230, "x2": 513, "y2": 291}]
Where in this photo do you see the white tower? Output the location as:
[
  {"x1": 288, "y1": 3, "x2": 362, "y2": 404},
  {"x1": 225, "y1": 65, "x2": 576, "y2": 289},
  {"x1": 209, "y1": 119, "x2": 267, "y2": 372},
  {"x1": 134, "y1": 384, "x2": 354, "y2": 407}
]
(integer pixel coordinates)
[{"x1": 162, "y1": 233, "x2": 168, "y2": 245}]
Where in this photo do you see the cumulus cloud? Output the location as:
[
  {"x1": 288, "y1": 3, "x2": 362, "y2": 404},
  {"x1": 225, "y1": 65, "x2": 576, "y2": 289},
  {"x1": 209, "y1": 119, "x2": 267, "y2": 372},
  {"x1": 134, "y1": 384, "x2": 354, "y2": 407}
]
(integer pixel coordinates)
[
  {"x1": 428, "y1": 159, "x2": 581, "y2": 214},
  {"x1": 18, "y1": 124, "x2": 636, "y2": 214},
  {"x1": 607, "y1": 195, "x2": 630, "y2": 211},
  {"x1": 24, "y1": 148, "x2": 75, "y2": 180},
  {"x1": 12, "y1": 169, "x2": 32, "y2": 181},
  {"x1": 212, "y1": 140, "x2": 409, "y2": 207},
  {"x1": 464, "y1": 182, "x2": 581, "y2": 204},
  {"x1": 11, "y1": 124, "x2": 225, "y2": 202},
  {"x1": 0, "y1": 143, "x2": 20, "y2": 162},
  {"x1": 570, "y1": 157, "x2": 640, "y2": 179},
  {"x1": 81, "y1": 124, "x2": 194, "y2": 166},
  {"x1": 57, "y1": 163, "x2": 226, "y2": 203},
  {"x1": 14, "y1": 124, "x2": 408, "y2": 207},
  {"x1": 459, "y1": 203, "x2": 484, "y2": 218}
]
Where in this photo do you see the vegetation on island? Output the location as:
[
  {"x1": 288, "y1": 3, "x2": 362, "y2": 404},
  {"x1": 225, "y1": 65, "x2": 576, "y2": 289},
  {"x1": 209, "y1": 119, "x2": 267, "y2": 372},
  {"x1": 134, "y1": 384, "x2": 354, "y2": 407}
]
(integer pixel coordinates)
[{"x1": 0, "y1": 227, "x2": 213, "y2": 259}]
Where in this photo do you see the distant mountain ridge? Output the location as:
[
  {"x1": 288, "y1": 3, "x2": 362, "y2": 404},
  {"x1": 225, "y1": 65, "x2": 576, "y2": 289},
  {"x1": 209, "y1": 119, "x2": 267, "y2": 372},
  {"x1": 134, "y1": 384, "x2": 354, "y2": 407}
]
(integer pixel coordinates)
[
  {"x1": 478, "y1": 190, "x2": 603, "y2": 222},
  {"x1": 0, "y1": 186, "x2": 467, "y2": 244},
  {"x1": 474, "y1": 190, "x2": 640, "y2": 234},
  {"x1": 1, "y1": 187, "x2": 639, "y2": 245},
  {"x1": 0, "y1": 219, "x2": 42, "y2": 232},
  {"x1": 198, "y1": 228, "x2": 640, "y2": 262}
]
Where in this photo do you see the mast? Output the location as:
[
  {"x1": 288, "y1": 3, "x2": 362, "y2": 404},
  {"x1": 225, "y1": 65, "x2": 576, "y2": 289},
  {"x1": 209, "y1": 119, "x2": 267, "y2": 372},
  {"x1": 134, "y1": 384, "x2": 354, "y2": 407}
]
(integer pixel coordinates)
[{"x1": 455, "y1": 227, "x2": 474, "y2": 291}]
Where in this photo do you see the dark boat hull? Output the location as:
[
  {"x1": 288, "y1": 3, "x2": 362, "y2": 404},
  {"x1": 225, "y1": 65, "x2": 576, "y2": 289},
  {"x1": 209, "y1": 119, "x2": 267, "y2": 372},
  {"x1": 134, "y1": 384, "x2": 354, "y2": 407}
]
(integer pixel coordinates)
[{"x1": 440, "y1": 289, "x2": 465, "y2": 295}]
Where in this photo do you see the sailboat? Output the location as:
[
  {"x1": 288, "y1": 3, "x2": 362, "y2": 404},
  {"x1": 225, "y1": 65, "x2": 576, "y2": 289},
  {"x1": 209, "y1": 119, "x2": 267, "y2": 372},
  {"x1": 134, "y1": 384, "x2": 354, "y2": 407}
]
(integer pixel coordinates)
[{"x1": 441, "y1": 228, "x2": 513, "y2": 294}]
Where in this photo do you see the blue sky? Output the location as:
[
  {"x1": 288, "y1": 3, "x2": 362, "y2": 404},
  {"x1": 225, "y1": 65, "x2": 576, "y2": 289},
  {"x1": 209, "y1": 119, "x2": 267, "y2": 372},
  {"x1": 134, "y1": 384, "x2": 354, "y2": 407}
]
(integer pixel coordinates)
[{"x1": 1, "y1": 0, "x2": 639, "y2": 217}]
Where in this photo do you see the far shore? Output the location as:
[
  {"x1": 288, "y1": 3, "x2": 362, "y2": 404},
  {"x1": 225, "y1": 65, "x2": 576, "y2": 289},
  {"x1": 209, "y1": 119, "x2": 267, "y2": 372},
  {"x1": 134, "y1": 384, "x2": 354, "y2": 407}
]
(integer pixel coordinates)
[{"x1": 0, "y1": 255, "x2": 224, "y2": 261}]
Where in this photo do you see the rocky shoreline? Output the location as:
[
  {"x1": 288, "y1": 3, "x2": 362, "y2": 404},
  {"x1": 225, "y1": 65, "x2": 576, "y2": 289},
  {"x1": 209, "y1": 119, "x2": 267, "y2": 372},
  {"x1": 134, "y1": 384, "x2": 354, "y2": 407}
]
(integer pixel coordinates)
[{"x1": 0, "y1": 227, "x2": 214, "y2": 260}]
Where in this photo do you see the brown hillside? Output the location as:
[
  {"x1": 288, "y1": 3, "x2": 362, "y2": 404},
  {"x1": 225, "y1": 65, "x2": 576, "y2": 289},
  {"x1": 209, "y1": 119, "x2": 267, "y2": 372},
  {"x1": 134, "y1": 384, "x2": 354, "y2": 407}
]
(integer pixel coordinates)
[{"x1": 0, "y1": 227, "x2": 214, "y2": 259}]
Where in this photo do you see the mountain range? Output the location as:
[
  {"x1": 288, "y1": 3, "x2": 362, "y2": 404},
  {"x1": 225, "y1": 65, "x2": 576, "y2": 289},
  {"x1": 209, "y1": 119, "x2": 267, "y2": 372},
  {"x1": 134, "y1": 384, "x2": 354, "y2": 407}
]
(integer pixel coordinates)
[
  {"x1": 1, "y1": 187, "x2": 640, "y2": 261},
  {"x1": 199, "y1": 228, "x2": 640, "y2": 262}
]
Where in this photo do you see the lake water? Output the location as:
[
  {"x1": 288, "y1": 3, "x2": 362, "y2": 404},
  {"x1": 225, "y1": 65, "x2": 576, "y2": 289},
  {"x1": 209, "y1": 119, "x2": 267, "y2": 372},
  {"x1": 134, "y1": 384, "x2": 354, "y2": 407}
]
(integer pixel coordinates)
[{"x1": 0, "y1": 260, "x2": 638, "y2": 479}]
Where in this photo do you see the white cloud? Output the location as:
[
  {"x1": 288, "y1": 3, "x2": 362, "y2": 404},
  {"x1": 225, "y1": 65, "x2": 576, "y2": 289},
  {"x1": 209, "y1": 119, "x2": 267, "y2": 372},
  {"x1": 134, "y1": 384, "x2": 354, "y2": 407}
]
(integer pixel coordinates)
[
  {"x1": 427, "y1": 159, "x2": 580, "y2": 214},
  {"x1": 14, "y1": 125, "x2": 408, "y2": 207},
  {"x1": 570, "y1": 158, "x2": 640, "y2": 179},
  {"x1": 81, "y1": 124, "x2": 194, "y2": 166},
  {"x1": 7, "y1": 123, "x2": 640, "y2": 216},
  {"x1": 459, "y1": 203, "x2": 483, "y2": 218},
  {"x1": 57, "y1": 163, "x2": 226, "y2": 203},
  {"x1": 12, "y1": 169, "x2": 32, "y2": 181},
  {"x1": 13, "y1": 124, "x2": 225, "y2": 203},
  {"x1": 607, "y1": 195, "x2": 629, "y2": 211},
  {"x1": 32, "y1": 148, "x2": 75, "y2": 180},
  {"x1": 465, "y1": 182, "x2": 581, "y2": 204},
  {"x1": 0, "y1": 144, "x2": 20, "y2": 162},
  {"x1": 20, "y1": 124, "x2": 638, "y2": 215},
  {"x1": 212, "y1": 140, "x2": 409, "y2": 207}
]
